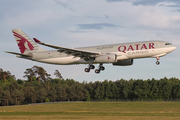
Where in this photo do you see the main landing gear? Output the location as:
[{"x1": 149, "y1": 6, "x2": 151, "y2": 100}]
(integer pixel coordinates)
[
  {"x1": 84, "y1": 64, "x2": 105, "y2": 74},
  {"x1": 95, "y1": 63, "x2": 105, "y2": 74},
  {"x1": 156, "y1": 57, "x2": 160, "y2": 65},
  {"x1": 84, "y1": 64, "x2": 95, "y2": 72}
]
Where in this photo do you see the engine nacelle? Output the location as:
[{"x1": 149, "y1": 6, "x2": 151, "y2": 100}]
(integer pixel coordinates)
[
  {"x1": 113, "y1": 59, "x2": 133, "y2": 66},
  {"x1": 95, "y1": 54, "x2": 117, "y2": 63}
]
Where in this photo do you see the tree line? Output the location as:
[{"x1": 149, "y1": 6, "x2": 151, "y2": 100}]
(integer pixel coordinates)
[{"x1": 0, "y1": 66, "x2": 180, "y2": 106}]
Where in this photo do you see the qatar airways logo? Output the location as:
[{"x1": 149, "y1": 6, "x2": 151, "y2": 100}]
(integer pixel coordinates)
[
  {"x1": 13, "y1": 31, "x2": 34, "y2": 54},
  {"x1": 118, "y1": 43, "x2": 155, "y2": 53}
]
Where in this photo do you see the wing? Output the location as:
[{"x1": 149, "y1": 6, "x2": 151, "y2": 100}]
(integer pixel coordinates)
[
  {"x1": 5, "y1": 51, "x2": 33, "y2": 59},
  {"x1": 33, "y1": 38, "x2": 101, "y2": 59}
]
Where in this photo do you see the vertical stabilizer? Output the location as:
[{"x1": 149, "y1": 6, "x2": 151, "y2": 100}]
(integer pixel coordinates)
[{"x1": 12, "y1": 29, "x2": 46, "y2": 54}]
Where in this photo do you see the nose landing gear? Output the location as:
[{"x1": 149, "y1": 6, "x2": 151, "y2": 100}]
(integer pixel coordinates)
[{"x1": 156, "y1": 57, "x2": 160, "y2": 65}]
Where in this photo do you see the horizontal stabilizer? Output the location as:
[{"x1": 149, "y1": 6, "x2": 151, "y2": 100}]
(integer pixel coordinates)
[{"x1": 5, "y1": 51, "x2": 33, "y2": 59}]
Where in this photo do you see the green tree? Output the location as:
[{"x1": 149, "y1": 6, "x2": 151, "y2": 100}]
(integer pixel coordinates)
[
  {"x1": 23, "y1": 82, "x2": 37, "y2": 104},
  {"x1": 110, "y1": 81, "x2": 119, "y2": 99},
  {"x1": 39, "y1": 67, "x2": 51, "y2": 83},
  {"x1": 24, "y1": 68, "x2": 35, "y2": 83},
  {"x1": 45, "y1": 97, "x2": 50, "y2": 103},
  {"x1": 66, "y1": 86, "x2": 74, "y2": 101},
  {"x1": 94, "y1": 87, "x2": 100, "y2": 100},
  {"x1": 123, "y1": 80, "x2": 134, "y2": 100},
  {"x1": 158, "y1": 77, "x2": 172, "y2": 99},
  {"x1": 103, "y1": 80, "x2": 110, "y2": 100},
  {"x1": 100, "y1": 83, "x2": 105, "y2": 100},
  {"x1": 9, "y1": 81, "x2": 19, "y2": 93},
  {"x1": 86, "y1": 91, "x2": 91, "y2": 101},
  {"x1": 85, "y1": 82, "x2": 94, "y2": 99},
  {"x1": 48, "y1": 86, "x2": 57, "y2": 102},
  {"x1": 73, "y1": 84, "x2": 87, "y2": 101},
  {"x1": 149, "y1": 78, "x2": 159, "y2": 99},
  {"x1": 54, "y1": 70, "x2": 63, "y2": 80},
  {"x1": 0, "y1": 68, "x2": 15, "y2": 84},
  {"x1": 32, "y1": 66, "x2": 41, "y2": 82},
  {"x1": 37, "y1": 88, "x2": 47, "y2": 103},
  {"x1": 0, "y1": 86, "x2": 3, "y2": 104},
  {"x1": 172, "y1": 84, "x2": 180, "y2": 99},
  {"x1": 11, "y1": 89, "x2": 25, "y2": 105},
  {"x1": 133, "y1": 80, "x2": 150, "y2": 100},
  {"x1": 1, "y1": 90, "x2": 11, "y2": 106},
  {"x1": 56, "y1": 85, "x2": 67, "y2": 101},
  {"x1": 115, "y1": 79, "x2": 126, "y2": 99}
]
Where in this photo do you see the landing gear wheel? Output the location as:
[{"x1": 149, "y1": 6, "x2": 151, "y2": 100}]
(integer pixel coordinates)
[
  {"x1": 95, "y1": 69, "x2": 100, "y2": 74},
  {"x1": 156, "y1": 61, "x2": 160, "y2": 65},
  {"x1": 99, "y1": 66, "x2": 105, "y2": 71},
  {"x1": 89, "y1": 65, "x2": 95, "y2": 69},
  {"x1": 84, "y1": 68, "x2": 90, "y2": 72}
]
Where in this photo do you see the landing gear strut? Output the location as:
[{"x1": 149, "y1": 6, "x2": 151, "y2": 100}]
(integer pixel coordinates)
[{"x1": 156, "y1": 57, "x2": 160, "y2": 65}]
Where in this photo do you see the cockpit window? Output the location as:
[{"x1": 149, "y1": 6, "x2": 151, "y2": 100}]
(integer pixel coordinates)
[{"x1": 165, "y1": 43, "x2": 172, "y2": 45}]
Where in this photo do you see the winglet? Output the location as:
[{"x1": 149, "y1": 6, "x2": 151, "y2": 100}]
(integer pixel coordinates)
[{"x1": 33, "y1": 38, "x2": 41, "y2": 43}]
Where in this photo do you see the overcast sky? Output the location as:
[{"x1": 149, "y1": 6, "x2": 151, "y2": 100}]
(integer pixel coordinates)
[{"x1": 0, "y1": 0, "x2": 179, "y2": 82}]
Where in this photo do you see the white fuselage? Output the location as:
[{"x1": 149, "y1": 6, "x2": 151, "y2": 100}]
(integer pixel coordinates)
[{"x1": 22, "y1": 41, "x2": 176, "y2": 65}]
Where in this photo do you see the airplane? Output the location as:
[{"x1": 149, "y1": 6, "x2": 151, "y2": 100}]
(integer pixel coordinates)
[{"x1": 6, "y1": 29, "x2": 176, "y2": 74}]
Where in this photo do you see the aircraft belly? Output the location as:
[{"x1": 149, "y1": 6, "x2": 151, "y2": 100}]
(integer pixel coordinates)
[{"x1": 151, "y1": 48, "x2": 169, "y2": 57}]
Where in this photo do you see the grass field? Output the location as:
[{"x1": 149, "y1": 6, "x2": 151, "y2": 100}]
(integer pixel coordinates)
[{"x1": 0, "y1": 101, "x2": 180, "y2": 120}]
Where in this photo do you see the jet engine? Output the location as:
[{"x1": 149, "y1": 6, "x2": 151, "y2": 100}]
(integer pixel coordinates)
[
  {"x1": 95, "y1": 54, "x2": 117, "y2": 63},
  {"x1": 113, "y1": 59, "x2": 133, "y2": 66}
]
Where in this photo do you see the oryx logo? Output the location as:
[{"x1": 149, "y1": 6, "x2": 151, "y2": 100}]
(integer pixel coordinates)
[{"x1": 13, "y1": 31, "x2": 34, "y2": 54}]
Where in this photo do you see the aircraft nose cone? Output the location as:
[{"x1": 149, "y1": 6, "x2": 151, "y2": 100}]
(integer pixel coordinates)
[
  {"x1": 167, "y1": 46, "x2": 176, "y2": 53},
  {"x1": 172, "y1": 46, "x2": 176, "y2": 51},
  {"x1": 169, "y1": 46, "x2": 176, "y2": 53}
]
